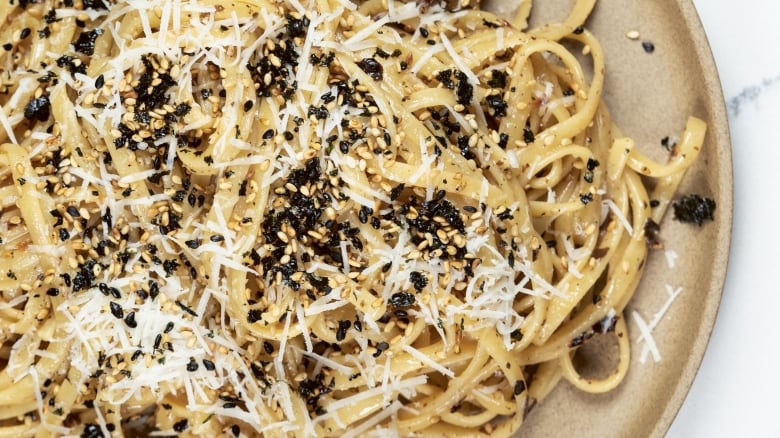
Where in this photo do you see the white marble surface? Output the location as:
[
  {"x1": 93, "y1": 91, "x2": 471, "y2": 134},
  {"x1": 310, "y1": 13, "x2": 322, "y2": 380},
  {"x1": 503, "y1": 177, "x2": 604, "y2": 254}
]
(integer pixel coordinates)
[{"x1": 670, "y1": 1, "x2": 780, "y2": 437}]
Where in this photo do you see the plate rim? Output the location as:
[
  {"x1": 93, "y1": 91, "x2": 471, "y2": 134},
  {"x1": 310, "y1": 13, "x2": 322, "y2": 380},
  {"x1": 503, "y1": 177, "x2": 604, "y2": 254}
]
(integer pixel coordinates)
[{"x1": 650, "y1": 0, "x2": 734, "y2": 436}]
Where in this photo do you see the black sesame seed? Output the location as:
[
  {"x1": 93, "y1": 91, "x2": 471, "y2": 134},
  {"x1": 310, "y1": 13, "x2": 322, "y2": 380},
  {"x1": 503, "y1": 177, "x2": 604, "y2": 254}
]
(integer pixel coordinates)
[
  {"x1": 523, "y1": 127, "x2": 535, "y2": 144},
  {"x1": 497, "y1": 208, "x2": 513, "y2": 220},
  {"x1": 20, "y1": 28, "x2": 31, "y2": 40},
  {"x1": 172, "y1": 419, "x2": 188, "y2": 432},
  {"x1": 584, "y1": 171, "x2": 594, "y2": 183},
  {"x1": 109, "y1": 302, "x2": 123, "y2": 319},
  {"x1": 579, "y1": 193, "x2": 594, "y2": 205},
  {"x1": 56, "y1": 55, "x2": 85, "y2": 75},
  {"x1": 357, "y1": 58, "x2": 383, "y2": 81},
  {"x1": 390, "y1": 183, "x2": 405, "y2": 201},
  {"x1": 124, "y1": 311, "x2": 137, "y2": 328},
  {"x1": 321, "y1": 90, "x2": 335, "y2": 104},
  {"x1": 149, "y1": 281, "x2": 160, "y2": 300},
  {"x1": 336, "y1": 320, "x2": 351, "y2": 342},
  {"x1": 389, "y1": 291, "x2": 415, "y2": 308},
  {"x1": 263, "y1": 341, "x2": 274, "y2": 354},
  {"x1": 186, "y1": 358, "x2": 199, "y2": 372},
  {"x1": 203, "y1": 359, "x2": 215, "y2": 371},
  {"x1": 82, "y1": 424, "x2": 101, "y2": 437},
  {"x1": 285, "y1": 14, "x2": 310, "y2": 38},
  {"x1": 409, "y1": 271, "x2": 427, "y2": 292},
  {"x1": 308, "y1": 105, "x2": 329, "y2": 120},
  {"x1": 358, "y1": 206, "x2": 370, "y2": 224},
  {"x1": 50, "y1": 209, "x2": 63, "y2": 225},
  {"x1": 642, "y1": 41, "x2": 655, "y2": 53},
  {"x1": 498, "y1": 132, "x2": 509, "y2": 149},
  {"x1": 486, "y1": 94, "x2": 508, "y2": 118},
  {"x1": 373, "y1": 341, "x2": 390, "y2": 357},
  {"x1": 24, "y1": 95, "x2": 51, "y2": 122},
  {"x1": 248, "y1": 309, "x2": 263, "y2": 323},
  {"x1": 163, "y1": 259, "x2": 179, "y2": 276},
  {"x1": 46, "y1": 288, "x2": 59, "y2": 296}
]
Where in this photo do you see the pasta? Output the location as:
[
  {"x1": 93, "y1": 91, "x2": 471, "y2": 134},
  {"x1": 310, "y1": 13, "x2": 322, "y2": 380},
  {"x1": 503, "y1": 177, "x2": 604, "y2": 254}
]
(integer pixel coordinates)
[{"x1": 0, "y1": 0, "x2": 707, "y2": 436}]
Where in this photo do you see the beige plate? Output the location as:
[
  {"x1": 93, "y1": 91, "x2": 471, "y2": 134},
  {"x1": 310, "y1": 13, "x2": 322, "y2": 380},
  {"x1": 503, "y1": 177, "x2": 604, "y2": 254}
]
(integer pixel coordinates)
[{"x1": 482, "y1": 0, "x2": 733, "y2": 436}]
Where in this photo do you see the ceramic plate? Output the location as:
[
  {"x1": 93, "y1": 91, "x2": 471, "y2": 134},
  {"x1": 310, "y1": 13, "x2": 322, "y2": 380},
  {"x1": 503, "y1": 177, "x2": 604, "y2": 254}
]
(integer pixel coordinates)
[{"x1": 481, "y1": 0, "x2": 733, "y2": 436}]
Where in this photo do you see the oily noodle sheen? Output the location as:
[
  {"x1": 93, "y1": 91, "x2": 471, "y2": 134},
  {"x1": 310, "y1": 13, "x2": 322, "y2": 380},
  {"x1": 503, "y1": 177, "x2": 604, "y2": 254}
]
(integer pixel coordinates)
[{"x1": 0, "y1": 0, "x2": 705, "y2": 436}]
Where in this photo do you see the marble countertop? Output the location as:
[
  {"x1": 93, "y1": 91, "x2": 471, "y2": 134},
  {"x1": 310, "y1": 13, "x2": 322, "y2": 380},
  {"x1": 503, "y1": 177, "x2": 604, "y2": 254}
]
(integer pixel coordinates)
[{"x1": 670, "y1": 1, "x2": 780, "y2": 436}]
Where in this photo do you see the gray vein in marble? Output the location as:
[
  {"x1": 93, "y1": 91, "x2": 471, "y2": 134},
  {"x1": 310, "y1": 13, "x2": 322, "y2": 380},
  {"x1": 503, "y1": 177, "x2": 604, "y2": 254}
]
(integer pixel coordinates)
[{"x1": 728, "y1": 75, "x2": 780, "y2": 117}]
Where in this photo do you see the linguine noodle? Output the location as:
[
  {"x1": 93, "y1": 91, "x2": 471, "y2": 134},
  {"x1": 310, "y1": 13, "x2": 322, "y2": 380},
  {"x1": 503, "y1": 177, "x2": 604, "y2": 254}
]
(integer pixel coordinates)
[{"x1": 0, "y1": 0, "x2": 705, "y2": 436}]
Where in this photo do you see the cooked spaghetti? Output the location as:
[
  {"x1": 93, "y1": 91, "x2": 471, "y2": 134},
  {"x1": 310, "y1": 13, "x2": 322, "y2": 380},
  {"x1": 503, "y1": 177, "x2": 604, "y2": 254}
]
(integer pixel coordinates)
[{"x1": 0, "y1": 0, "x2": 706, "y2": 436}]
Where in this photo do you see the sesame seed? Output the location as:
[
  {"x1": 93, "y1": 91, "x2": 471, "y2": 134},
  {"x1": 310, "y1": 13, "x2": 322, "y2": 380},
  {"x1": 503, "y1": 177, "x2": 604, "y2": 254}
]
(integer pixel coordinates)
[{"x1": 109, "y1": 302, "x2": 123, "y2": 319}]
